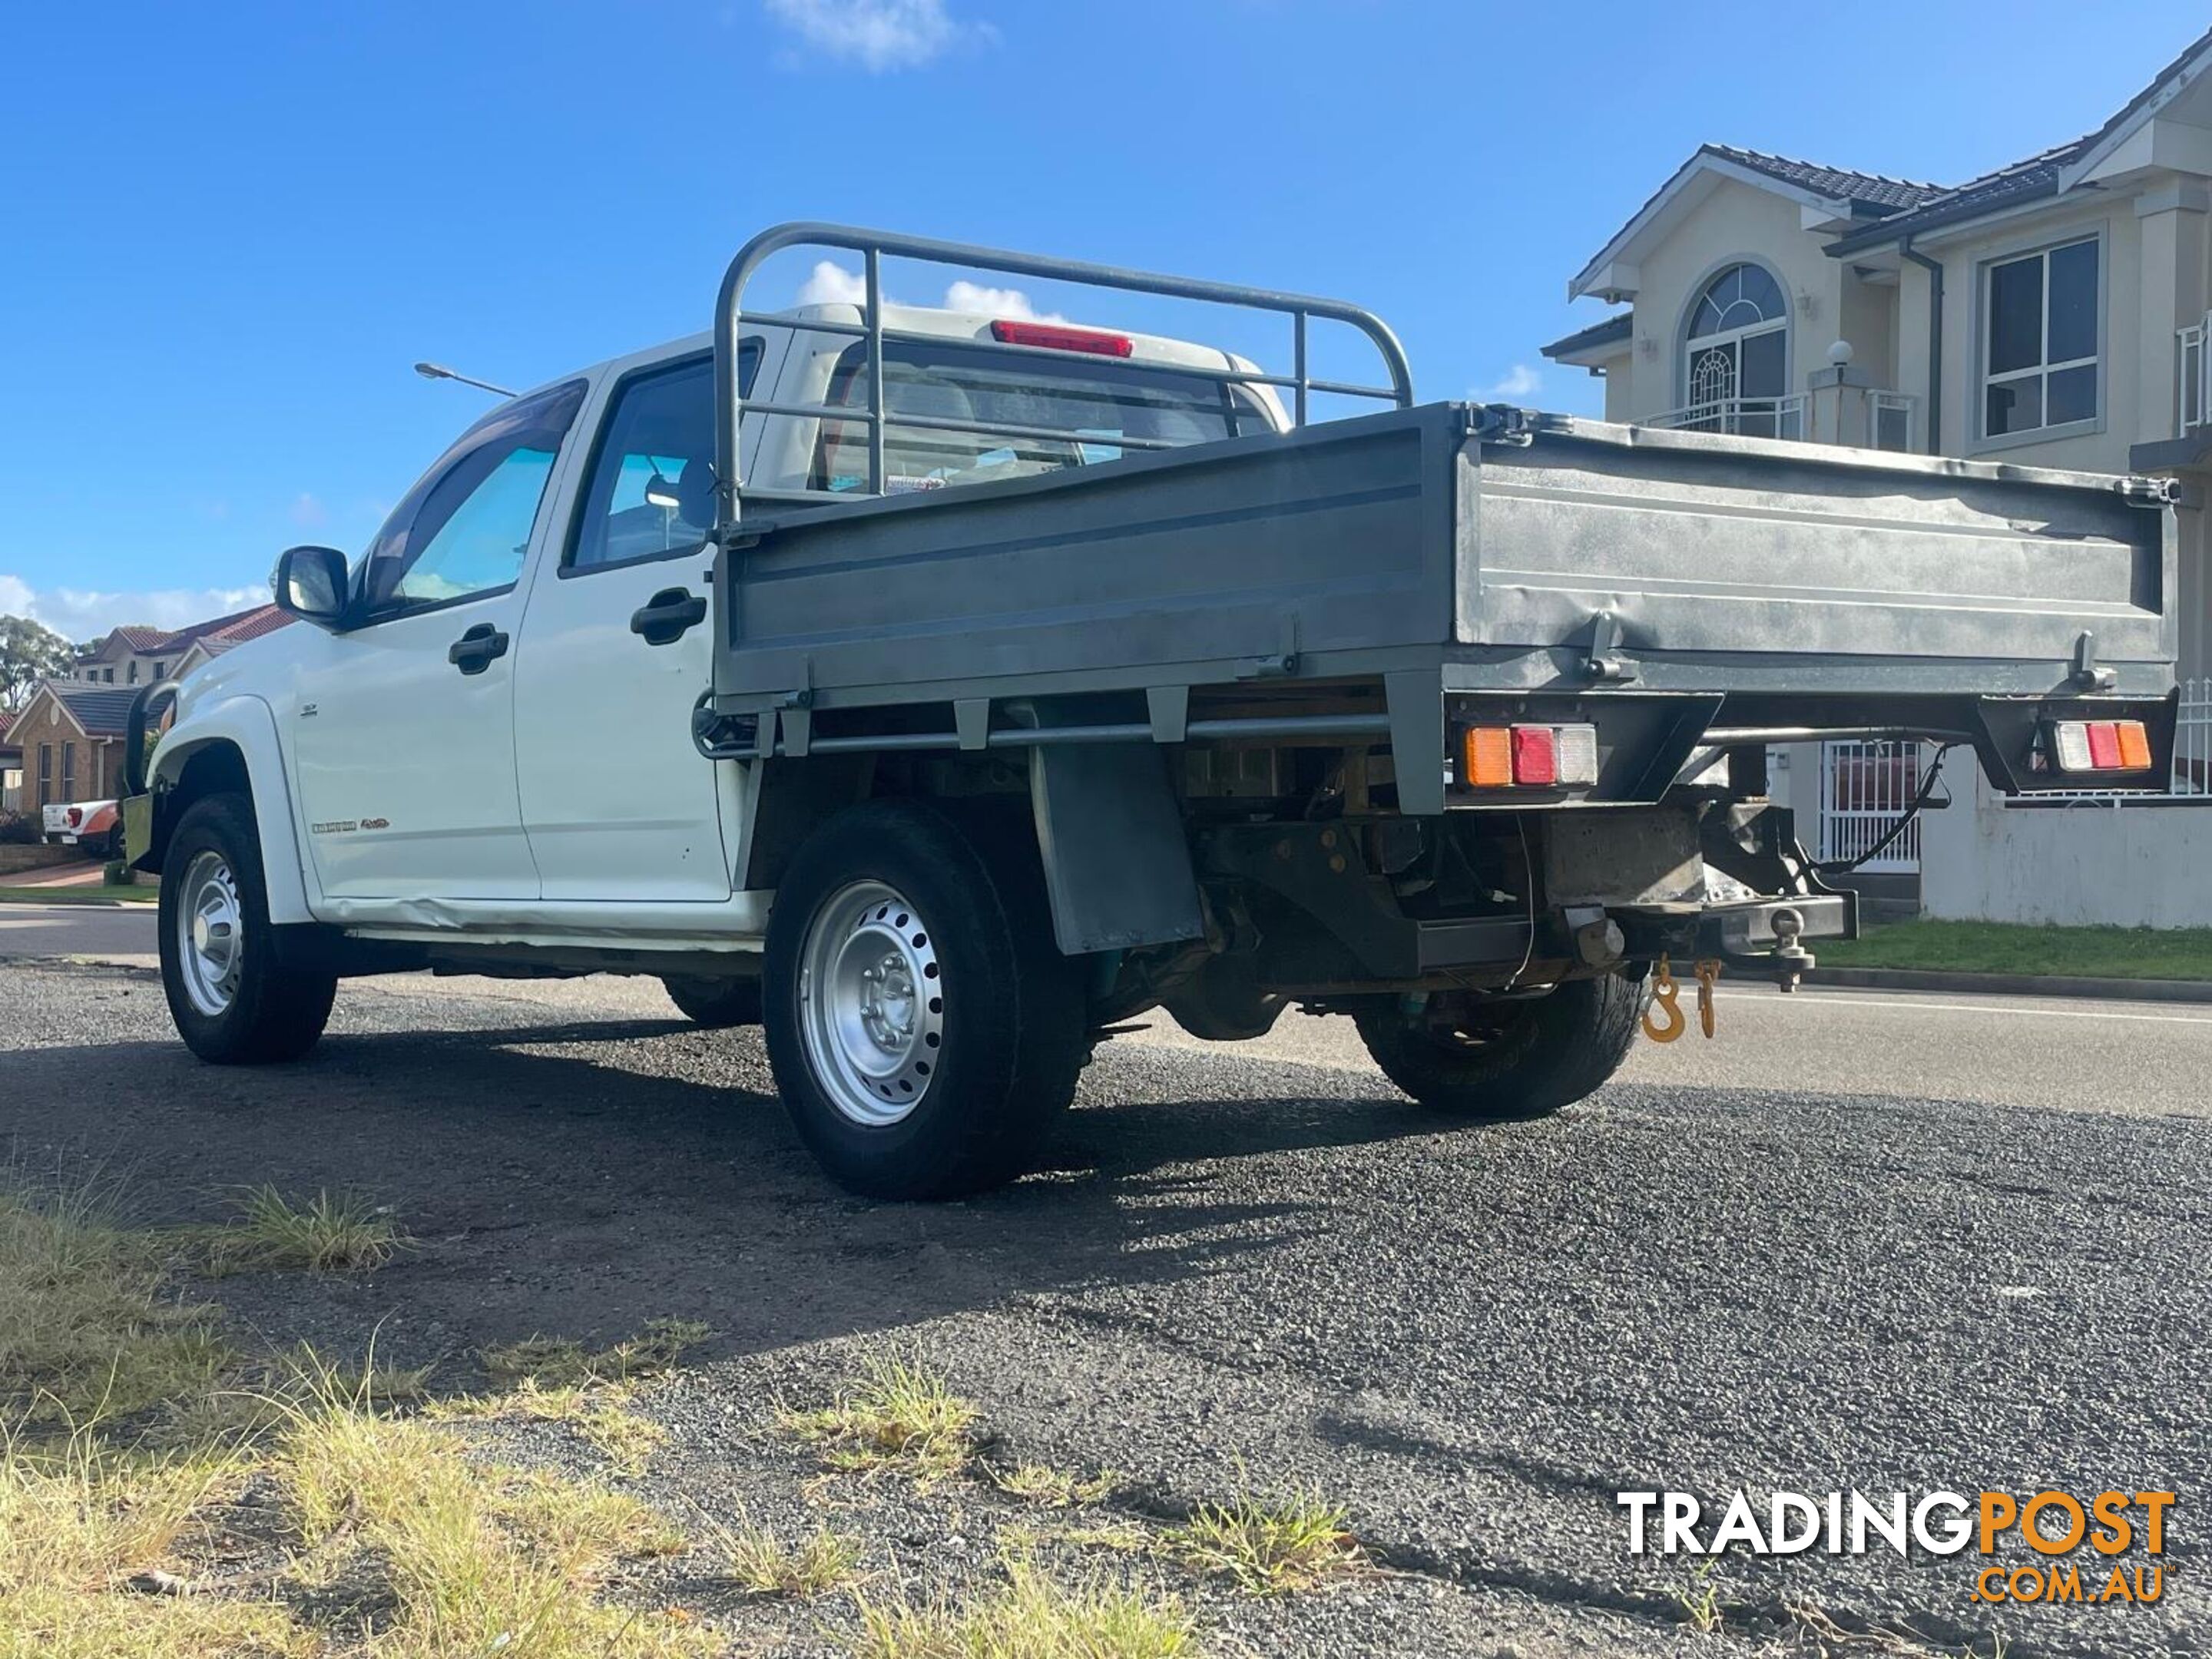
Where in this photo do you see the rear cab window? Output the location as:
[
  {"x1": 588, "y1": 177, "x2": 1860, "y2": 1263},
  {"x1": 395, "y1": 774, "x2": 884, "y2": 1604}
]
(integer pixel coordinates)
[
  {"x1": 808, "y1": 339, "x2": 1278, "y2": 495},
  {"x1": 568, "y1": 339, "x2": 761, "y2": 573}
]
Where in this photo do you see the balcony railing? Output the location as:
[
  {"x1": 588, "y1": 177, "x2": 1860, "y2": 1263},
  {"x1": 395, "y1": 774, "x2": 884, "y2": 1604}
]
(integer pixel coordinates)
[
  {"x1": 1868, "y1": 390, "x2": 1917, "y2": 452},
  {"x1": 2178, "y1": 316, "x2": 2208, "y2": 436},
  {"x1": 1645, "y1": 394, "x2": 1805, "y2": 441}
]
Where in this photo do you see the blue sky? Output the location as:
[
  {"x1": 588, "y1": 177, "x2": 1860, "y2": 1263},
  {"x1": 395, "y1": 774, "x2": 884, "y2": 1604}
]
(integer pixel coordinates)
[{"x1": 2, "y1": 0, "x2": 2206, "y2": 639}]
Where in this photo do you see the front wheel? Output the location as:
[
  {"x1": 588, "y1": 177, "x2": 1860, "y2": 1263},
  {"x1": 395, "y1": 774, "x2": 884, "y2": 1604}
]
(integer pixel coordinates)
[
  {"x1": 158, "y1": 793, "x2": 336, "y2": 1065},
  {"x1": 1354, "y1": 973, "x2": 1646, "y2": 1121},
  {"x1": 762, "y1": 801, "x2": 1086, "y2": 1200}
]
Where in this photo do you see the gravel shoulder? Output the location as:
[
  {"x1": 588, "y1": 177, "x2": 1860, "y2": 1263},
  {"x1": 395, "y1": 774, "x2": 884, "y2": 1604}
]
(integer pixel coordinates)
[{"x1": 5, "y1": 957, "x2": 2206, "y2": 1657}]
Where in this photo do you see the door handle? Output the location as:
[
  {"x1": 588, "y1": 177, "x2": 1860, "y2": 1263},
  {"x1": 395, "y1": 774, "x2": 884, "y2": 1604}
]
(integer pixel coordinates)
[
  {"x1": 448, "y1": 622, "x2": 510, "y2": 675},
  {"x1": 630, "y1": 587, "x2": 708, "y2": 647}
]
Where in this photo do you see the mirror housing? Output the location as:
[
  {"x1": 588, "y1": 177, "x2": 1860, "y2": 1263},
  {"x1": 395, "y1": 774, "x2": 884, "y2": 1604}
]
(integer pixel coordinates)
[{"x1": 273, "y1": 545, "x2": 349, "y2": 630}]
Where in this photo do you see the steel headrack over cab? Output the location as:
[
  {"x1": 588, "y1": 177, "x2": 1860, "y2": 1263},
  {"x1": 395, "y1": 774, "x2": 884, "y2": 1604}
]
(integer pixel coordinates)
[{"x1": 124, "y1": 222, "x2": 2180, "y2": 1200}]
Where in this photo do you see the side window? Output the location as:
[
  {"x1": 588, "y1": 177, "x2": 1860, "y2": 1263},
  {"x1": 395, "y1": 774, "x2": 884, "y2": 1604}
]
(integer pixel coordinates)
[
  {"x1": 568, "y1": 342, "x2": 757, "y2": 573},
  {"x1": 359, "y1": 380, "x2": 586, "y2": 616}
]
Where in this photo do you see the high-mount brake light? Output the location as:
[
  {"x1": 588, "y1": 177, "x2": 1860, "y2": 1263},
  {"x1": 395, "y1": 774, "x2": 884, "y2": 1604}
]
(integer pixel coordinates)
[
  {"x1": 989, "y1": 319, "x2": 1134, "y2": 358},
  {"x1": 2048, "y1": 717, "x2": 2153, "y2": 774}
]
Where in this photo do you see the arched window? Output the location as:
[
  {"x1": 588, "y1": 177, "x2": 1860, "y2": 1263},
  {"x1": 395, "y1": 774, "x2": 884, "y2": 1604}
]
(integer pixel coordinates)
[{"x1": 1682, "y1": 263, "x2": 1791, "y2": 436}]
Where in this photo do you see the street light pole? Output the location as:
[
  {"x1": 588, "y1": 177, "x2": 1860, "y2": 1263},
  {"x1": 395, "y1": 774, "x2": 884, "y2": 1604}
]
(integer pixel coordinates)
[{"x1": 412, "y1": 362, "x2": 517, "y2": 398}]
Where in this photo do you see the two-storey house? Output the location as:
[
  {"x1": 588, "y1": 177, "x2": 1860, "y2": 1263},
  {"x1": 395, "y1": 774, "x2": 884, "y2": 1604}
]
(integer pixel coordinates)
[{"x1": 1543, "y1": 26, "x2": 2212, "y2": 926}]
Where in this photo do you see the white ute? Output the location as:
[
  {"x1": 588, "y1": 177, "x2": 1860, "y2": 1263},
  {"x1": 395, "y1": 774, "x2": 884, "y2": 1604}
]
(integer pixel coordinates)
[{"x1": 132, "y1": 294, "x2": 1283, "y2": 1194}]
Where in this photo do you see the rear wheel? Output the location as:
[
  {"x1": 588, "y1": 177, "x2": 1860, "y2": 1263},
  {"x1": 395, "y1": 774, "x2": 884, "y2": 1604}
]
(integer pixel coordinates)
[
  {"x1": 1354, "y1": 973, "x2": 1645, "y2": 1121},
  {"x1": 158, "y1": 793, "x2": 336, "y2": 1065},
  {"x1": 762, "y1": 801, "x2": 1086, "y2": 1200},
  {"x1": 661, "y1": 975, "x2": 763, "y2": 1028}
]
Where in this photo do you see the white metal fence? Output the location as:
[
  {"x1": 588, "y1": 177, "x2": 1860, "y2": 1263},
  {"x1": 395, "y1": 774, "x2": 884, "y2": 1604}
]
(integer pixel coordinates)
[
  {"x1": 1645, "y1": 393, "x2": 1806, "y2": 442},
  {"x1": 1819, "y1": 740, "x2": 1926, "y2": 872}
]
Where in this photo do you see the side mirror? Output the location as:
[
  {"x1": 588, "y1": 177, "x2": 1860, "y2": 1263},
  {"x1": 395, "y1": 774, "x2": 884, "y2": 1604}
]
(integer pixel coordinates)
[{"x1": 273, "y1": 545, "x2": 349, "y2": 630}]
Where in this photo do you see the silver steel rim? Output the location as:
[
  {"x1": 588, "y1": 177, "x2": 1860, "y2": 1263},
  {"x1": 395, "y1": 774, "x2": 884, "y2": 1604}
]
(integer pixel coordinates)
[
  {"x1": 797, "y1": 879, "x2": 944, "y2": 1127},
  {"x1": 176, "y1": 849, "x2": 243, "y2": 1017}
]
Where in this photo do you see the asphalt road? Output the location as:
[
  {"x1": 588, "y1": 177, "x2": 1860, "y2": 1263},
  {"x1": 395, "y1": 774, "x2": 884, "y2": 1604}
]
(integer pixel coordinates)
[{"x1": 4, "y1": 902, "x2": 2206, "y2": 1656}]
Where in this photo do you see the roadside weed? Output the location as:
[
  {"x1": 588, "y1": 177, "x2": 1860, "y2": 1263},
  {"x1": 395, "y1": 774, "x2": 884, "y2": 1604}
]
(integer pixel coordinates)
[
  {"x1": 1675, "y1": 1558, "x2": 1724, "y2": 1633},
  {"x1": 426, "y1": 1379, "x2": 670, "y2": 1476},
  {"x1": 1169, "y1": 1484, "x2": 1363, "y2": 1594},
  {"x1": 701, "y1": 1510, "x2": 860, "y2": 1595},
  {"x1": 780, "y1": 1354, "x2": 979, "y2": 1483},
  {"x1": 482, "y1": 1316, "x2": 710, "y2": 1388},
  {"x1": 207, "y1": 1184, "x2": 402, "y2": 1273},
  {"x1": 991, "y1": 1460, "x2": 1121, "y2": 1507},
  {"x1": 851, "y1": 1553, "x2": 1195, "y2": 1659},
  {"x1": 0, "y1": 1179, "x2": 229, "y2": 1426}
]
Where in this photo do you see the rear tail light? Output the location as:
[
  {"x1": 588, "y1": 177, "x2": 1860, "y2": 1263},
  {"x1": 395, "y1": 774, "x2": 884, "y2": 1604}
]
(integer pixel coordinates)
[
  {"x1": 1460, "y1": 724, "x2": 1598, "y2": 789},
  {"x1": 67, "y1": 807, "x2": 82, "y2": 828},
  {"x1": 2048, "y1": 718, "x2": 2152, "y2": 774},
  {"x1": 989, "y1": 319, "x2": 1134, "y2": 358}
]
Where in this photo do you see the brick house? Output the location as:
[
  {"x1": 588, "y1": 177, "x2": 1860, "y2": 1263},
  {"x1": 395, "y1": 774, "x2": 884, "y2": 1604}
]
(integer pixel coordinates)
[
  {"x1": 12, "y1": 683, "x2": 141, "y2": 808},
  {"x1": 0, "y1": 710, "x2": 21, "y2": 811}
]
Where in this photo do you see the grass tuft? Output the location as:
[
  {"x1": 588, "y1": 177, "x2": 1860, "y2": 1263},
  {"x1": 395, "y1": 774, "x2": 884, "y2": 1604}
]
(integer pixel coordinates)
[
  {"x1": 1168, "y1": 1485, "x2": 1362, "y2": 1595},
  {"x1": 780, "y1": 1356, "x2": 979, "y2": 1485},
  {"x1": 203, "y1": 1185, "x2": 402, "y2": 1273},
  {"x1": 481, "y1": 1316, "x2": 710, "y2": 1389},
  {"x1": 1674, "y1": 1559, "x2": 1724, "y2": 1634},
  {"x1": 703, "y1": 1513, "x2": 860, "y2": 1596},
  {"x1": 991, "y1": 1461, "x2": 1121, "y2": 1508},
  {"x1": 0, "y1": 1181, "x2": 229, "y2": 1427},
  {"x1": 851, "y1": 1554, "x2": 1195, "y2": 1659}
]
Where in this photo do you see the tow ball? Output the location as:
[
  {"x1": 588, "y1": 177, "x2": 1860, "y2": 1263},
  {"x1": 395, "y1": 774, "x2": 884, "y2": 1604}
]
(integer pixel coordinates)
[{"x1": 1642, "y1": 954, "x2": 1724, "y2": 1043}]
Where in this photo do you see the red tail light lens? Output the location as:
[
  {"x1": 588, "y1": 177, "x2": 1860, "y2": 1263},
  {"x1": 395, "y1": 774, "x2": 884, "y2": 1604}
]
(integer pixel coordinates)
[
  {"x1": 1511, "y1": 726, "x2": 1556, "y2": 786},
  {"x1": 2085, "y1": 722, "x2": 2121, "y2": 769},
  {"x1": 67, "y1": 808, "x2": 82, "y2": 827},
  {"x1": 989, "y1": 319, "x2": 1134, "y2": 358}
]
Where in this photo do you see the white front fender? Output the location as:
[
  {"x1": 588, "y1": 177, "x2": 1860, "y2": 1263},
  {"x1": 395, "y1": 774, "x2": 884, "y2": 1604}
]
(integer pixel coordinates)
[{"x1": 153, "y1": 694, "x2": 314, "y2": 926}]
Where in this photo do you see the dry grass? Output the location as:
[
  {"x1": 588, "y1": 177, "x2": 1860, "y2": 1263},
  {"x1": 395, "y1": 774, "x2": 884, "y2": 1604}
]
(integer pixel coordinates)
[
  {"x1": 703, "y1": 1512, "x2": 861, "y2": 1596},
  {"x1": 780, "y1": 1355, "x2": 979, "y2": 1484},
  {"x1": 1168, "y1": 1485, "x2": 1363, "y2": 1595},
  {"x1": 0, "y1": 1171, "x2": 709, "y2": 1659},
  {"x1": 0, "y1": 1182, "x2": 229, "y2": 1429},
  {"x1": 852, "y1": 1554, "x2": 1197, "y2": 1659},
  {"x1": 200, "y1": 1184, "x2": 403, "y2": 1273},
  {"x1": 481, "y1": 1317, "x2": 710, "y2": 1389},
  {"x1": 991, "y1": 1462, "x2": 1120, "y2": 1508},
  {"x1": 431, "y1": 1379, "x2": 671, "y2": 1476}
]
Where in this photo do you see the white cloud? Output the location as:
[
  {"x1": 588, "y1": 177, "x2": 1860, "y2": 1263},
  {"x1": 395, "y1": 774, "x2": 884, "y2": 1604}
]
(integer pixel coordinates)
[
  {"x1": 942, "y1": 280, "x2": 1060, "y2": 321},
  {"x1": 762, "y1": 0, "x2": 992, "y2": 72},
  {"x1": 795, "y1": 260, "x2": 870, "y2": 307},
  {"x1": 1482, "y1": 364, "x2": 1543, "y2": 400},
  {"x1": 795, "y1": 263, "x2": 1065, "y2": 322},
  {"x1": 0, "y1": 575, "x2": 267, "y2": 644}
]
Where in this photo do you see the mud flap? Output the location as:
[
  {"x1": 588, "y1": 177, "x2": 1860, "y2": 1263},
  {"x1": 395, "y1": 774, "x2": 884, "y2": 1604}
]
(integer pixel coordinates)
[{"x1": 1028, "y1": 742, "x2": 1204, "y2": 955}]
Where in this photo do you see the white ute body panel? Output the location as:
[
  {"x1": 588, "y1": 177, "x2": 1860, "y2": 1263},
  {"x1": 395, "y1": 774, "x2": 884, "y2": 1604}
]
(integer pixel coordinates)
[{"x1": 155, "y1": 304, "x2": 1272, "y2": 956}]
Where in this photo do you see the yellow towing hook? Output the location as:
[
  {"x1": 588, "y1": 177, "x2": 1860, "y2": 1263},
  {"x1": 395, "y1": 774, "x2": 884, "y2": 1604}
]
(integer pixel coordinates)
[
  {"x1": 1643, "y1": 955, "x2": 1686, "y2": 1043},
  {"x1": 1694, "y1": 959, "x2": 1722, "y2": 1038}
]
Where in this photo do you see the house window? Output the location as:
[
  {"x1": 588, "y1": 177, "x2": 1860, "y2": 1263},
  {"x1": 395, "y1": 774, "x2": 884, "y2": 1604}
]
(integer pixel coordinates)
[
  {"x1": 154, "y1": 661, "x2": 167, "y2": 680},
  {"x1": 127, "y1": 661, "x2": 138, "y2": 684},
  {"x1": 1982, "y1": 237, "x2": 2099, "y2": 439},
  {"x1": 37, "y1": 744, "x2": 51, "y2": 806},
  {"x1": 60, "y1": 741, "x2": 75, "y2": 800},
  {"x1": 1681, "y1": 263, "x2": 1791, "y2": 436}
]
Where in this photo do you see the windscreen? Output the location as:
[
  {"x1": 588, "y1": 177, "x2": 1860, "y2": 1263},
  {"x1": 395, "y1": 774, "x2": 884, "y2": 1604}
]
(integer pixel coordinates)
[{"x1": 809, "y1": 338, "x2": 1278, "y2": 495}]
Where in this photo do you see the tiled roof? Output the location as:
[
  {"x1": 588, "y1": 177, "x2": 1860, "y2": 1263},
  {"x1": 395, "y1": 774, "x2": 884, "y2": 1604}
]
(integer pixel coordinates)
[
  {"x1": 1701, "y1": 144, "x2": 1945, "y2": 214},
  {"x1": 1539, "y1": 313, "x2": 1633, "y2": 361},
  {"x1": 45, "y1": 684, "x2": 141, "y2": 737},
  {"x1": 1830, "y1": 24, "x2": 2212, "y2": 252},
  {"x1": 81, "y1": 602, "x2": 293, "y2": 663}
]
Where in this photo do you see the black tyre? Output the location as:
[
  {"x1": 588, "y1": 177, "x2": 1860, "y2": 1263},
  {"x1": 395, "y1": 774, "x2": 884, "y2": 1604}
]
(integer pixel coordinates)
[
  {"x1": 762, "y1": 800, "x2": 1086, "y2": 1200},
  {"x1": 158, "y1": 793, "x2": 336, "y2": 1065},
  {"x1": 662, "y1": 974, "x2": 763, "y2": 1028},
  {"x1": 1354, "y1": 973, "x2": 1646, "y2": 1121}
]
